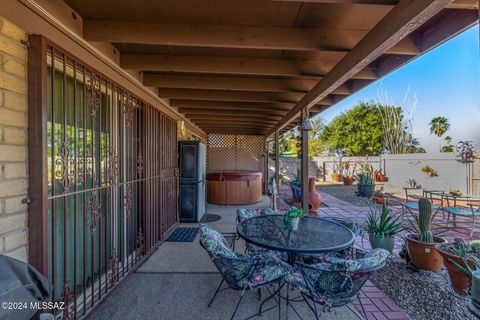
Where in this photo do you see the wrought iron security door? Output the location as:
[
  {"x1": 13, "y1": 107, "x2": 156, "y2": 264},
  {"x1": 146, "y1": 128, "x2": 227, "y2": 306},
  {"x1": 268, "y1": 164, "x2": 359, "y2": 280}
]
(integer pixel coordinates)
[{"x1": 28, "y1": 36, "x2": 178, "y2": 319}]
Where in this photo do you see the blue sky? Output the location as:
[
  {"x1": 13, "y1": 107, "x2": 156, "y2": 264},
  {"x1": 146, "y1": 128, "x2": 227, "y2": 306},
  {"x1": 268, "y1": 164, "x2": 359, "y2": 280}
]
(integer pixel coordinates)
[{"x1": 316, "y1": 25, "x2": 480, "y2": 153}]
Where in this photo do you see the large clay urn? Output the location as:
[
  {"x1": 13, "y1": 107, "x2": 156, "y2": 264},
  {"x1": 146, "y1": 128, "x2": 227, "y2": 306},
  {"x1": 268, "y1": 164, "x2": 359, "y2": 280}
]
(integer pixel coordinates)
[{"x1": 308, "y1": 178, "x2": 322, "y2": 215}]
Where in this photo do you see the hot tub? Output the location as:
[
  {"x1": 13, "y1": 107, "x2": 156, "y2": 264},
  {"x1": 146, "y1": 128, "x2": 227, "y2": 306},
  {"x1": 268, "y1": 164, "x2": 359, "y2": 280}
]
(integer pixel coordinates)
[{"x1": 206, "y1": 171, "x2": 263, "y2": 205}]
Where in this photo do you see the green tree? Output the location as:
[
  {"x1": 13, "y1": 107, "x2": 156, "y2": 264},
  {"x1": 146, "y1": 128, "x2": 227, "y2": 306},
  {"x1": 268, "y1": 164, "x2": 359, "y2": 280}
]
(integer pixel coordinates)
[
  {"x1": 319, "y1": 102, "x2": 384, "y2": 156},
  {"x1": 429, "y1": 117, "x2": 450, "y2": 138}
]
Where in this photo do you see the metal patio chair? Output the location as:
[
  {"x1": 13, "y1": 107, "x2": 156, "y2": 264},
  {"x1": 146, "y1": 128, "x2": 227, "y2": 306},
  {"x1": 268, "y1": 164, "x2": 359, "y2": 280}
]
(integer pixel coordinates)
[
  {"x1": 402, "y1": 188, "x2": 443, "y2": 219},
  {"x1": 286, "y1": 248, "x2": 389, "y2": 320},
  {"x1": 236, "y1": 208, "x2": 276, "y2": 253},
  {"x1": 199, "y1": 224, "x2": 291, "y2": 320},
  {"x1": 442, "y1": 195, "x2": 480, "y2": 236}
]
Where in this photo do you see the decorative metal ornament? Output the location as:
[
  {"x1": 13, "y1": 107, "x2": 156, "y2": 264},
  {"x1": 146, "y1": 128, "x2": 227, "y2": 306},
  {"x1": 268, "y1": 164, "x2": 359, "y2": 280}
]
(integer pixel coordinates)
[
  {"x1": 87, "y1": 192, "x2": 101, "y2": 234},
  {"x1": 108, "y1": 249, "x2": 119, "y2": 285},
  {"x1": 61, "y1": 281, "x2": 75, "y2": 320},
  {"x1": 55, "y1": 137, "x2": 71, "y2": 192},
  {"x1": 299, "y1": 108, "x2": 313, "y2": 131},
  {"x1": 124, "y1": 94, "x2": 134, "y2": 128},
  {"x1": 455, "y1": 141, "x2": 478, "y2": 163},
  {"x1": 136, "y1": 228, "x2": 145, "y2": 259},
  {"x1": 125, "y1": 185, "x2": 133, "y2": 218},
  {"x1": 137, "y1": 149, "x2": 144, "y2": 178},
  {"x1": 107, "y1": 147, "x2": 119, "y2": 185},
  {"x1": 86, "y1": 75, "x2": 101, "y2": 117}
]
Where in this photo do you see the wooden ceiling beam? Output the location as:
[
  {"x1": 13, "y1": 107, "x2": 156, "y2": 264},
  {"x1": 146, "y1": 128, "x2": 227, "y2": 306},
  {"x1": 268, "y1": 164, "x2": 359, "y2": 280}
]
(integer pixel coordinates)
[
  {"x1": 266, "y1": 0, "x2": 476, "y2": 9},
  {"x1": 267, "y1": 0, "x2": 453, "y2": 135},
  {"x1": 85, "y1": 20, "x2": 419, "y2": 55},
  {"x1": 170, "y1": 100, "x2": 294, "y2": 111},
  {"x1": 188, "y1": 115, "x2": 281, "y2": 122},
  {"x1": 120, "y1": 54, "x2": 378, "y2": 80},
  {"x1": 182, "y1": 109, "x2": 285, "y2": 116},
  {"x1": 145, "y1": 73, "x2": 352, "y2": 95},
  {"x1": 204, "y1": 130, "x2": 267, "y2": 135},
  {"x1": 157, "y1": 88, "x2": 303, "y2": 103}
]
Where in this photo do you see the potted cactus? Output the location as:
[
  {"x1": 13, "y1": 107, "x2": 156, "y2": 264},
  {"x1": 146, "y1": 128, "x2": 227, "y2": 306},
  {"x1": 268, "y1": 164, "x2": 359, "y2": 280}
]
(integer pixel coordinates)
[
  {"x1": 437, "y1": 239, "x2": 480, "y2": 295},
  {"x1": 405, "y1": 197, "x2": 447, "y2": 271}
]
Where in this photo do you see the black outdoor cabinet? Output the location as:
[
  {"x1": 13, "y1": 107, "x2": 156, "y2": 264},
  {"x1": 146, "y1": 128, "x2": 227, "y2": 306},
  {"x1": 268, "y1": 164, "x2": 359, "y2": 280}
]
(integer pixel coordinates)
[{"x1": 178, "y1": 141, "x2": 206, "y2": 222}]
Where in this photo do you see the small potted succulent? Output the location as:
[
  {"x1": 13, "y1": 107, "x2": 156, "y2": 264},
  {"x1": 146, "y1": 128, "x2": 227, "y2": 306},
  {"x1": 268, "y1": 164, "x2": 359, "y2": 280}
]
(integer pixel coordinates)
[
  {"x1": 405, "y1": 197, "x2": 447, "y2": 271},
  {"x1": 437, "y1": 238, "x2": 480, "y2": 295},
  {"x1": 374, "y1": 169, "x2": 387, "y2": 182},
  {"x1": 355, "y1": 165, "x2": 375, "y2": 197},
  {"x1": 284, "y1": 206, "x2": 304, "y2": 231},
  {"x1": 365, "y1": 202, "x2": 403, "y2": 253}
]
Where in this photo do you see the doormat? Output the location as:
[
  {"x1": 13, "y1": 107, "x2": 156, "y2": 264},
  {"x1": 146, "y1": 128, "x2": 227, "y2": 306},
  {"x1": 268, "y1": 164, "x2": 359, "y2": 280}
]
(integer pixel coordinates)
[
  {"x1": 199, "y1": 214, "x2": 222, "y2": 223},
  {"x1": 166, "y1": 227, "x2": 199, "y2": 242}
]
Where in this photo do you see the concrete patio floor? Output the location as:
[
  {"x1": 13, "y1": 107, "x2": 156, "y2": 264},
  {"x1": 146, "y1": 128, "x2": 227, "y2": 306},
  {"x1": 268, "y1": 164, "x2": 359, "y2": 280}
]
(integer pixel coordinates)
[{"x1": 90, "y1": 196, "x2": 363, "y2": 320}]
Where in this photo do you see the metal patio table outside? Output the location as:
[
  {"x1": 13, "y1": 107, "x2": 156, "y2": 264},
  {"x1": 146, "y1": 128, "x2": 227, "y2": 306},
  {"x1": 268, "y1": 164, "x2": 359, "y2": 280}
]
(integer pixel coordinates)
[{"x1": 237, "y1": 214, "x2": 355, "y2": 319}]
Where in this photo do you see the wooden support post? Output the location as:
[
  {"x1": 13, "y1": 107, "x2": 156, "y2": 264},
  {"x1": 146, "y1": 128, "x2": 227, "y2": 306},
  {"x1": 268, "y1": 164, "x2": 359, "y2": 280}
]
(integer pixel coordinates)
[
  {"x1": 264, "y1": 138, "x2": 269, "y2": 194},
  {"x1": 275, "y1": 130, "x2": 280, "y2": 189},
  {"x1": 301, "y1": 114, "x2": 309, "y2": 214}
]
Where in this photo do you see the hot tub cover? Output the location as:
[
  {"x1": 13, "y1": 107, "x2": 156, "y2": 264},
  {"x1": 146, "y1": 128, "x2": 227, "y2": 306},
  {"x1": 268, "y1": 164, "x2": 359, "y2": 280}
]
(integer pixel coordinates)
[{"x1": 0, "y1": 254, "x2": 52, "y2": 320}]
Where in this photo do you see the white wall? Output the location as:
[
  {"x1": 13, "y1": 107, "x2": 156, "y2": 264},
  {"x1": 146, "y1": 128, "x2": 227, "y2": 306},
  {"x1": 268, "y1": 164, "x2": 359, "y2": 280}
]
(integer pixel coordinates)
[{"x1": 383, "y1": 153, "x2": 468, "y2": 193}]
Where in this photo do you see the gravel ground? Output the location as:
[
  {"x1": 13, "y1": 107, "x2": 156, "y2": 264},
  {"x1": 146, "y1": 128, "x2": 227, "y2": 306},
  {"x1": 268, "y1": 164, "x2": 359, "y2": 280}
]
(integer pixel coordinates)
[
  {"x1": 370, "y1": 258, "x2": 476, "y2": 320},
  {"x1": 317, "y1": 185, "x2": 372, "y2": 207}
]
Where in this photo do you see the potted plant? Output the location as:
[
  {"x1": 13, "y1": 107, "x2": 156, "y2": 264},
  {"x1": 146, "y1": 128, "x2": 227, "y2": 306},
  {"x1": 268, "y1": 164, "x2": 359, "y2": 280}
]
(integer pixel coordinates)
[
  {"x1": 374, "y1": 169, "x2": 387, "y2": 182},
  {"x1": 421, "y1": 164, "x2": 438, "y2": 177},
  {"x1": 365, "y1": 202, "x2": 403, "y2": 253},
  {"x1": 284, "y1": 206, "x2": 304, "y2": 231},
  {"x1": 341, "y1": 161, "x2": 355, "y2": 186},
  {"x1": 405, "y1": 197, "x2": 447, "y2": 271},
  {"x1": 437, "y1": 238, "x2": 480, "y2": 295},
  {"x1": 331, "y1": 156, "x2": 342, "y2": 182},
  {"x1": 355, "y1": 166, "x2": 375, "y2": 197}
]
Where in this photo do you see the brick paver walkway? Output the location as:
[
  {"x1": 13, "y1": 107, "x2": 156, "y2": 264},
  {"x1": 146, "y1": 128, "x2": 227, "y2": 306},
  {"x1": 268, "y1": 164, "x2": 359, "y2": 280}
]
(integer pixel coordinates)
[{"x1": 277, "y1": 185, "x2": 479, "y2": 320}]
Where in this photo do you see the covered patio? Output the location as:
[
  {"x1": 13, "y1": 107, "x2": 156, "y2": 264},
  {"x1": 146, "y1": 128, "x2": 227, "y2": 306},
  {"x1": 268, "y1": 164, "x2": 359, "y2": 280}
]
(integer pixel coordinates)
[{"x1": 0, "y1": 0, "x2": 478, "y2": 320}]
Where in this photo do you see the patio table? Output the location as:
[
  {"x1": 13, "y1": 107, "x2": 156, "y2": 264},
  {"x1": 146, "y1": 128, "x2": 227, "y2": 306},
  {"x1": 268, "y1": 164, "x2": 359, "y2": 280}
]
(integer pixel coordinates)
[
  {"x1": 237, "y1": 214, "x2": 355, "y2": 319},
  {"x1": 237, "y1": 214, "x2": 355, "y2": 263}
]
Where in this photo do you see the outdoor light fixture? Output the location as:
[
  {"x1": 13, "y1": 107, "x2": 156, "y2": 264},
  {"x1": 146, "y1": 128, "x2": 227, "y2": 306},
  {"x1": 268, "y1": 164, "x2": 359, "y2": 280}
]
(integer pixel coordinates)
[{"x1": 299, "y1": 108, "x2": 313, "y2": 131}]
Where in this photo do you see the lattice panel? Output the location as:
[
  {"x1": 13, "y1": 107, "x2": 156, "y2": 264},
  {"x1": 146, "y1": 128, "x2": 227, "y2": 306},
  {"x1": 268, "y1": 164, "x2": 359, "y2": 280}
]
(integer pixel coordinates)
[{"x1": 207, "y1": 134, "x2": 265, "y2": 172}]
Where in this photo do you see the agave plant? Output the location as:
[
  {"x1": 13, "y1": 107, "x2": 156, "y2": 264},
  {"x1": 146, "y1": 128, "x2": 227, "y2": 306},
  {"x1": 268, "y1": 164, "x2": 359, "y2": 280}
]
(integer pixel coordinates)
[{"x1": 366, "y1": 203, "x2": 404, "y2": 236}]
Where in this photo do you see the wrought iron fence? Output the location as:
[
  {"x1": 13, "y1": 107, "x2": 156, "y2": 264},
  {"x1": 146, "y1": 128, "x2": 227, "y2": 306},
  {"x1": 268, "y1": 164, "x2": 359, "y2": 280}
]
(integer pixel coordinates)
[{"x1": 28, "y1": 36, "x2": 178, "y2": 319}]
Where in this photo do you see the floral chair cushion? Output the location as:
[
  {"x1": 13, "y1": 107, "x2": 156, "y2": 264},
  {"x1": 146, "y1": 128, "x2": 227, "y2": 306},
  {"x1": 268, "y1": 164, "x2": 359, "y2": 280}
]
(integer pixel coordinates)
[
  {"x1": 200, "y1": 224, "x2": 291, "y2": 290},
  {"x1": 286, "y1": 248, "x2": 389, "y2": 307},
  {"x1": 236, "y1": 208, "x2": 275, "y2": 223},
  {"x1": 199, "y1": 224, "x2": 237, "y2": 259}
]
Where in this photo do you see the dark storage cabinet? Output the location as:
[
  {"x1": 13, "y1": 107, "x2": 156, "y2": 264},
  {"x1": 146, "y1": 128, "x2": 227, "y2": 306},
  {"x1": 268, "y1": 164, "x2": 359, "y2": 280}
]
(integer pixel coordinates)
[{"x1": 178, "y1": 141, "x2": 206, "y2": 222}]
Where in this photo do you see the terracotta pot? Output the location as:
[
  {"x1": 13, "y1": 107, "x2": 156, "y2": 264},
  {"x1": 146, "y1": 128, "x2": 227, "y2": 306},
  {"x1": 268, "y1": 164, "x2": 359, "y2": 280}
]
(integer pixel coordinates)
[
  {"x1": 308, "y1": 178, "x2": 322, "y2": 214},
  {"x1": 437, "y1": 246, "x2": 471, "y2": 295},
  {"x1": 342, "y1": 176, "x2": 353, "y2": 186},
  {"x1": 375, "y1": 172, "x2": 386, "y2": 182},
  {"x1": 331, "y1": 173, "x2": 342, "y2": 182},
  {"x1": 405, "y1": 233, "x2": 447, "y2": 272},
  {"x1": 372, "y1": 195, "x2": 385, "y2": 204}
]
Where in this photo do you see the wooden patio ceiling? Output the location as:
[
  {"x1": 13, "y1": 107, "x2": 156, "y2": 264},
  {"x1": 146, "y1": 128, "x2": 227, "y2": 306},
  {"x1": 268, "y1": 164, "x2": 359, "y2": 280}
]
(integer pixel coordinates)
[{"x1": 65, "y1": 0, "x2": 479, "y2": 136}]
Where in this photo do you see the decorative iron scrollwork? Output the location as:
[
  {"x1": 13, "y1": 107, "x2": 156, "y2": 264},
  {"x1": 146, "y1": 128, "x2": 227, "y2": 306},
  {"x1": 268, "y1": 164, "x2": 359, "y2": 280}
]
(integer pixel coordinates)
[
  {"x1": 107, "y1": 147, "x2": 119, "y2": 185},
  {"x1": 87, "y1": 192, "x2": 101, "y2": 234},
  {"x1": 137, "y1": 149, "x2": 144, "y2": 178},
  {"x1": 136, "y1": 228, "x2": 144, "y2": 260},
  {"x1": 61, "y1": 281, "x2": 75, "y2": 320},
  {"x1": 124, "y1": 94, "x2": 134, "y2": 128},
  {"x1": 125, "y1": 185, "x2": 133, "y2": 218},
  {"x1": 55, "y1": 138, "x2": 71, "y2": 192},
  {"x1": 107, "y1": 249, "x2": 119, "y2": 285},
  {"x1": 86, "y1": 75, "x2": 101, "y2": 117}
]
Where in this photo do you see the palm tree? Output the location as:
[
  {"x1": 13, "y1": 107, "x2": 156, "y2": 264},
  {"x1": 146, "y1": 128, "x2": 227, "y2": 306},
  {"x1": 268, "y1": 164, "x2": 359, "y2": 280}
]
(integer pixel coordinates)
[{"x1": 429, "y1": 117, "x2": 450, "y2": 138}]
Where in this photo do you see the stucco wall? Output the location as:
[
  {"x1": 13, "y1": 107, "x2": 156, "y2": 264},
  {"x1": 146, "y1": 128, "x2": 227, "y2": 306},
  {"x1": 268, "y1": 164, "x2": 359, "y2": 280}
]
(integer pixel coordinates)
[{"x1": 0, "y1": 16, "x2": 28, "y2": 261}]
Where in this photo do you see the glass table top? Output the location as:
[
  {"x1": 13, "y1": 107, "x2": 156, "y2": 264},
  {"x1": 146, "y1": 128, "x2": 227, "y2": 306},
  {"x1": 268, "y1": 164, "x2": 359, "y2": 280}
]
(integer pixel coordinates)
[{"x1": 236, "y1": 215, "x2": 355, "y2": 254}]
